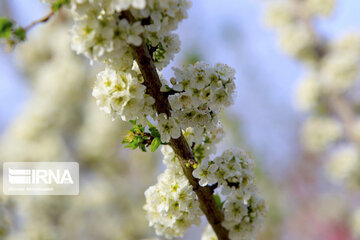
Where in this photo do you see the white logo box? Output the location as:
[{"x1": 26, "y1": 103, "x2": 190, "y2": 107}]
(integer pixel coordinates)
[{"x1": 3, "y1": 162, "x2": 79, "y2": 195}]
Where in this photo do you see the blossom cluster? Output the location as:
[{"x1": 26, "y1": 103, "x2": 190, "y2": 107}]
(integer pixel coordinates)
[
  {"x1": 168, "y1": 62, "x2": 236, "y2": 138},
  {"x1": 264, "y1": 0, "x2": 335, "y2": 62},
  {"x1": 265, "y1": 0, "x2": 360, "y2": 183},
  {"x1": 143, "y1": 146, "x2": 202, "y2": 238},
  {"x1": 35, "y1": 0, "x2": 266, "y2": 239},
  {"x1": 65, "y1": 0, "x2": 189, "y2": 142},
  {"x1": 92, "y1": 65, "x2": 155, "y2": 123},
  {"x1": 145, "y1": 145, "x2": 266, "y2": 240},
  {"x1": 294, "y1": 33, "x2": 360, "y2": 110},
  {"x1": 46, "y1": 0, "x2": 191, "y2": 143},
  {"x1": 265, "y1": 0, "x2": 360, "y2": 238},
  {"x1": 301, "y1": 116, "x2": 342, "y2": 153},
  {"x1": 65, "y1": 0, "x2": 190, "y2": 70},
  {"x1": 1, "y1": 14, "x2": 160, "y2": 240},
  {"x1": 193, "y1": 149, "x2": 267, "y2": 239},
  {"x1": 93, "y1": 61, "x2": 235, "y2": 146},
  {"x1": 1, "y1": 20, "x2": 87, "y2": 163},
  {"x1": 326, "y1": 144, "x2": 360, "y2": 190}
]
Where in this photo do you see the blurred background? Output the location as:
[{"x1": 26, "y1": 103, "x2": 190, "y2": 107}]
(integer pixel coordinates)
[{"x1": 1, "y1": 0, "x2": 360, "y2": 239}]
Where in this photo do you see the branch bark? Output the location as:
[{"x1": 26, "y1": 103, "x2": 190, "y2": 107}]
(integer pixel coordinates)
[{"x1": 123, "y1": 11, "x2": 230, "y2": 240}]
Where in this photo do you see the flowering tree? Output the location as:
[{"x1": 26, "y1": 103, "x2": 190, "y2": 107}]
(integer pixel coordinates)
[
  {"x1": 0, "y1": 1, "x2": 267, "y2": 240},
  {"x1": 0, "y1": 14, "x2": 158, "y2": 240},
  {"x1": 264, "y1": 0, "x2": 360, "y2": 237}
]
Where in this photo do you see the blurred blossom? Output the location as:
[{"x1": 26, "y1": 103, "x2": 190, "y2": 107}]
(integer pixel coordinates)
[
  {"x1": 301, "y1": 116, "x2": 342, "y2": 153},
  {"x1": 0, "y1": 11, "x2": 156, "y2": 240},
  {"x1": 326, "y1": 144, "x2": 360, "y2": 190}
]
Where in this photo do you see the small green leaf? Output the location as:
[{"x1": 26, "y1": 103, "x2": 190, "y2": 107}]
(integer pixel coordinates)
[
  {"x1": 129, "y1": 119, "x2": 138, "y2": 127},
  {"x1": 214, "y1": 194, "x2": 224, "y2": 209},
  {"x1": 147, "y1": 120, "x2": 156, "y2": 128},
  {"x1": 149, "y1": 126, "x2": 160, "y2": 138},
  {"x1": 0, "y1": 17, "x2": 13, "y2": 39},
  {"x1": 139, "y1": 143, "x2": 147, "y2": 152},
  {"x1": 151, "y1": 137, "x2": 161, "y2": 152},
  {"x1": 193, "y1": 144, "x2": 205, "y2": 162},
  {"x1": 153, "y1": 42, "x2": 166, "y2": 62},
  {"x1": 52, "y1": 0, "x2": 70, "y2": 12},
  {"x1": 122, "y1": 131, "x2": 135, "y2": 144},
  {"x1": 123, "y1": 120, "x2": 162, "y2": 153},
  {"x1": 14, "y1": 27, "x2": 26, "y2": 41}
]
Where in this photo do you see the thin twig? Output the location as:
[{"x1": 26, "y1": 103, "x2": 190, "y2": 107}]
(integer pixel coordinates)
[
  {"x1": 24, "y1": 11, "x2": 55, "y2": 32},
  {"x1": 122, "y1": 10, "x2": 230, "y2": 240},
  {"x1": 326, "y1": 96, "x2": 359, "y2": 144}
]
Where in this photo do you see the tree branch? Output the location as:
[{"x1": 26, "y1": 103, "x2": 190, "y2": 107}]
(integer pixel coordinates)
[
  {"x1": 24, "y1": 11, "x2": 55, "y2": 32},
  {"x1": 326, "y1": 96, "x2": 360, "y2": 145},
  {"x1": 122, "y1": 11, "x2": 230, "y2": 240}
]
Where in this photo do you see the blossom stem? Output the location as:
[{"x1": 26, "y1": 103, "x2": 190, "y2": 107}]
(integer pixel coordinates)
[
  {"x1": 24, "y1": 11, "x2": 55, "y2": 32},
  {"x1": 123, "y1": 10, "x2": 230, "y2": 240}
]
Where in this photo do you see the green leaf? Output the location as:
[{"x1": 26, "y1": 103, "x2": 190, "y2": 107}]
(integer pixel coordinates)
[
  {"x1": 193, "y1": 144, "x2": 205, "y2": 162},
  {"x1": 52, "y1": 0, "x2": 70, "y2": 12},
  {"x1": 14, "y1": 27, "x2": 26, "y2": 41},
  {"x1": 123, "y1": 119, "x2": 162, "y2": 152},
  {"x1": 151, "y1": 137, "x2": 161, "y2": 152},
  {"x1": 147, "y1": 120, "x2": 156, "y2": 129},
  {"x1": 214, "y1": 194, "x2": 224, "y2": 209},
  {"x1": 133, "y1": 136, "x2": 143, "y2": 146},
  {"x1": 122, "y1": 131, "x2": 135, "y2": 144},
  {"x1": 153, "y1": 42, "x2": 166, "y2": 62},
  {"x1": 139, "y1": 143, "x2": 147, "y2": 152},
  {"x1": 149, "y1": 127, "x2": 160, "y2": 138},
  {"x1": 0, "y1": 17, "x2": 13, "y2": 39},
  {"x1": 129, "y1": 119, "x2": 137, "y2": 127}
]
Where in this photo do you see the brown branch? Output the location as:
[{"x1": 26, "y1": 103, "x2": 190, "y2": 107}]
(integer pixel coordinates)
[
  {"x1": 122, "y1": 10, "x2": 230, "y2": 240},
  {"x1": 24, "y1": 11, "x2": 55, "y2": 32}
]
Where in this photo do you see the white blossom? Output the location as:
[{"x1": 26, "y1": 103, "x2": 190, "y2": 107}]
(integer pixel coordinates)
[
  {"x1": 222, "y1": 193, "x2": 267, "y2": 240},
  {"x1": 192, "y1": 159, "x2": 218, "y2": 187},
  {"x1": 201, "y1": 224, "x2": 218, "y2": 240},
  {"x1": 215, "y1": 149, "x2": 255, "y2": 196},
  {"x1": 320, "y1": 52, "x2": 360, "y2": 92},
  {"x1": 70, "y1": 0, "x2": 191, "y2": 70},
  {"x1": 144, "y1": 167, "x2": 202, "y2": 239},
  {"x1": 301, "y1": 117, "x2": 342, "y2": 153},
  {"x1": 278, "y1": 23, "x2": 313, "y2": 59},
  {"x1": 326, "y1": 144, "x2": 360, "y2": 190},
  {"x1": 264, "y1": 1, "x2": 294, "y2": 28},
  {"x1": 170, "y1": 62, "x2": 236, "y2": 136},
  {"x1": 157, "y1": 113, "x2": 181, "y2": 142},
  {"x1": 294, "y1": 73, "x2": 320, "y2": 111},
  {"x1": 92, "y1": 65, "x2": 155, "y2": 122},
  {"x1": 305, "y1": 0, "x2": 335, "y2": 17},
  {"x1": 34, "y1": 1, "x2": 267, "y2": 240}
]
